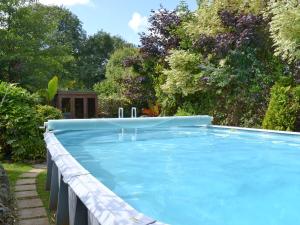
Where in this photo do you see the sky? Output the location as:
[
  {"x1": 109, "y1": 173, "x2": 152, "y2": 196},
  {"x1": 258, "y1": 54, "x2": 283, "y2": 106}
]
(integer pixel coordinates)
[{"x1": 39, "y1": 0, "x2": 198, "y2": 45}]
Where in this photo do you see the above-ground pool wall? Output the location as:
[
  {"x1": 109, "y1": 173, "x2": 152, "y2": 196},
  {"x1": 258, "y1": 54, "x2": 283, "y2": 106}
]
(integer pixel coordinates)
[
  {"x1": 45, "y1": 116, "x2": 213, "y2": 225},
  {"x1": 45, "y1": 131, "x2": 166, "y2": 225}
]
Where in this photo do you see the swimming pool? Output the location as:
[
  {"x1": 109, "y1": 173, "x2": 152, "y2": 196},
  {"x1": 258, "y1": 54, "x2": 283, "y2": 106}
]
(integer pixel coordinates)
[{"x1": 45, "y1": 116, "x2": 300, "y2": 225}]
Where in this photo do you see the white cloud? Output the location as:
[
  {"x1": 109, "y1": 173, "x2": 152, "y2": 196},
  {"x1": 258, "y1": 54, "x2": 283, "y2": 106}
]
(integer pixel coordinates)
[
  {"x1": 39, "y1": 0, "x2": 91, "y2": 6},
  {"x1": 128, "y1": 12, "x2": 148, "y2": 33}
]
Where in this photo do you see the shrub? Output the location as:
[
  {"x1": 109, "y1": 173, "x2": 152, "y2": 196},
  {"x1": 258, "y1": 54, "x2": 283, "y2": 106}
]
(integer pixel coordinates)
[
  {"x1": 121, "y1": 75, "x2": 155, "y2": 109},
  {"x1": 161, "y1": 50, "x2": 202, "y2": 96},
  {"x1": 97, "y1": 94, "x2": 131, "y2": 117},
  {"x1": 94, "y1": 80, "x2": 130, "y2": 117},
  {"x1": 262, "y1": 82, "x2": 300, "y2": 131},
  {"x1": 175, "y1": 108, "x2": 193, "y2": 116},
  {"x1": 105, "y1": 47, "x2": 139, "y2": 81},
  {"x1": 36, "y1": 105, "x2": 63, "y2": 126},
  {"x1": 0, "y1": 82, "x2": 45, "y2": 161},
  {"x1": 176, "y1": 102, "x2": 201, "y2": 116},
  {"x1": 93, "y1": 79, "x2": 119, "y2": 98}
]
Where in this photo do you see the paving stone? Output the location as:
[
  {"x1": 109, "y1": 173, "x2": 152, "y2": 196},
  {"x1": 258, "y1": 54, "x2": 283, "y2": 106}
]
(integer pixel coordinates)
[
  {"x1": 19, "y1": 217, "x2": 49, "y2": 225},
  {"x1": 15, "y1": 184, "x2": 36, "y2": 192},
  {"x1": 16, "y1": 179, "x2": 35, "y2": 185},
  {"x1": 33, "y1": 164, "x2": 47, "y2": 170},
  {"x1": 18, "y1": 207, "x2": 47, "y2": 219},
  {"x1": 20, "y1": 172, "x2": 39, "y2": 178},
  {"x1": 17, "y1": 198, "x2": 43, "y2": 209},
  {"x1": 15, "y1": 190, "x2": 38, "y2": 199},
  {"x1": 16, "y1": 165, "x2": 49, "y2": 225},
  {"x1": 30, "y1": 168, "x2": 45, "y2": 173}
]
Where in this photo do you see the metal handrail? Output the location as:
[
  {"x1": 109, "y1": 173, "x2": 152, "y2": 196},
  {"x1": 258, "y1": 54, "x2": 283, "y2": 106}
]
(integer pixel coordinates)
[
  {"x1": 131, "y1": 107, "x2": 137, "y2": 118},
  {"x1": 118, "y1": 107, "x2": 124, "y2": 118}
]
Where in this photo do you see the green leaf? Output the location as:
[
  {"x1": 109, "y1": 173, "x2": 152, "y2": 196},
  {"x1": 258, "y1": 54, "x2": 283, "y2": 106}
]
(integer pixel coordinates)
[{"x1": 47, "y1": 76, "x2": 58, "y2": 102}]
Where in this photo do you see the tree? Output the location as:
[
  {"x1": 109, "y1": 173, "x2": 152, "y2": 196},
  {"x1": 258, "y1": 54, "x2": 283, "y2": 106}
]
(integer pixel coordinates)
[
  {"x1": 139, "y1": 6, "x2": 183, "y2": 58},
  {"x1": 263, "y1": 80, "x2": 300, "y2": 131},
  {"x1": 76, "y1": 31, "x2": 130, "y2": 88},
  {"x1": 49, "y1": 6, "x2": 87, "y2": 88},
  {"x1": 162, "y1": 50, "x2": 203, "y2": 96},
  {"x1": 185, "y1": 0, "x2": 266, "y2": 38},
  {"x1": 268, "y1": 0, "x2": 300, "y2": 63},
  {"x1": 0, "y1": 2, "x2": 75, "y2": 91},
  {"x1": 0, "y1": 1, "x2": 90, "y2": 91},
  {"x1": 158, "y1": 2, "x2": 285, "y2": 126},
  {"x1": 105, "y1": 47, "x2": 139, "y2": 81}
]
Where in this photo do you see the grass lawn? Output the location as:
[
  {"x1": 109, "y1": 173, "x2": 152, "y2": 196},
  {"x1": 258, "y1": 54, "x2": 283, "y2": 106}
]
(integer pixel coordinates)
[
  {"x1": 36, "y1": 171, "x2": 55, "y2": 224},
  {"x1": 1, "y1": 162, "x2": 32, "y2": 190}
]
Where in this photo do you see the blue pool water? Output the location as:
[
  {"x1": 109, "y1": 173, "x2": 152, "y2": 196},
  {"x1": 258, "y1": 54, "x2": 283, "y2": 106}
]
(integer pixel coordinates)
[{"x1": 55, "y1": 127, "x2": 300, "y2": 225}]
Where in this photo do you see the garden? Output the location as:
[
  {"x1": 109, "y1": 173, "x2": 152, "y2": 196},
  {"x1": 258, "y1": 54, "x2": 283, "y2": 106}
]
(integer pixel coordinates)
[{"x1": 0, "y1": 0, "x2": 300, "y2": 224}]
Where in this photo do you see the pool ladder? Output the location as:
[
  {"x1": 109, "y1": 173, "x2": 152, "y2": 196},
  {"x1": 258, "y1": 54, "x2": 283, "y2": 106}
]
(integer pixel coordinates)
[
  {"x1": 118, "y1": 107, "x2": 124, "y2": 118},
  {"x1": 118, "y1": 107, "x2": 138, "y2": 141},
  {"x1": 131, "y1": 107, "x2": 137, "y2": 118},
  {"x1": 118, "y1": 107, "x2": 137, "y2": 118}
]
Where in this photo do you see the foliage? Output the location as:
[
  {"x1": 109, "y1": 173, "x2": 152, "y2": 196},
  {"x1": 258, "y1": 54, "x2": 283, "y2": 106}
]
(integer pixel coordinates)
[
  {"x1": 139, "y1": 3, "x2": 194, "y2": 59},
  {"x1": 93, "y1": 79, "x2": 119, "y2": 98},
  {"x1": 175, "y1": 108, "x2": 193, "y2": 116},
  {"x1": 36, "y1": 105, "x2": 63, "y2": 126},
  {"x1": 0, "y1": 1, "x2": 129, "y2": 91},
  {"x1": 138, "y1": 4, "x2": 199, "y2": 113},
  {"x1": 36, "y1": 171, "x2": 55, "y2": 224},
  {"x1": 268, "y1": 1, "x2": 300, "y2": 63},
  {"x1": 185, "y1": 0, "x2": 266, "y2": 38},
  {"x1": 142, "y1": 104, "x2": 160, "y2": 116},
  {"x1": 47, "y1": 76, "x2": 58, "y2": 102},
  {"x1": 263, "y1": 82, "x2": 300, "y2": 131},
  {"x1": 0, "y1": 82, "x2": 45, "y2": 161},
  {"x1": 94, "y1": 75, "x2": 154, "y2": 116},
  {"x1": 159, "y1": 3, "x2": 284, "y2": 127},
  {"x1": 2, "y1": 162, "x2": 31, "y2": 188},
  {"x1": 1, "y1": 0, "x2": 300, "y2": 132},
  {"x1": 35, "y1": 75, "x2": 59, "y2": 105},
  {"x1": 76, "y1": 31, "x2": 130, "y2": 88},
  {"x1": 140, "y1": 6, "x2": 182, "y2": 58},
  {"x1": 97, "y1": 46, "x2": 155, "y2": 114},
  {"x1": 193, "y1": 10, "x2": 265, "y2": 57},
  {"x1": 105, "y1": 47, "x2": 139, "y2": 81},
  {"x1": 161, "y1": 50, "x2": 203, "y2": 96},
  {"x1": 121, "y1": 75, "x2": 155, "y2": 108},
  {"x1": 97, "y1": 94, "x2": 130, "y2": 118},
  {"x1": 0, "y1": 2, "x2": 75, "y2": 91}
]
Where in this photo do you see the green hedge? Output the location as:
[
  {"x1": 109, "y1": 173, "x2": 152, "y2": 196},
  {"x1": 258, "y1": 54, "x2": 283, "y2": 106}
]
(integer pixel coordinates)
[
  {"x1": 0, "y1": 82, "x2": 45, "y2": 161},
  {"x1": 263, "y1": 82, "x2": 300, "y2": 131},
  {"x1": 36, "y1": 105, "x2": 63, "y2": 126},
  {"x1": 0, "y1": 82, "x2": 63, "y2": 161}
]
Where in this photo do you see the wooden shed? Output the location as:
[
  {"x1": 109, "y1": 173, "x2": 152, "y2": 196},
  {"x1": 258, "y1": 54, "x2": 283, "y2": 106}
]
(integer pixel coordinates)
[{"x1": 54, "y1": 91, "x2": 98, "y2": 119}]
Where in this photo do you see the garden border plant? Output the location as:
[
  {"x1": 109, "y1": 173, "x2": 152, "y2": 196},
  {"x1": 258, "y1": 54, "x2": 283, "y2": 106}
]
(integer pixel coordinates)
[
  {"x1": 263, "y1": 78, "x2": 300, "y2": 131},
  {"x1": 0, "y1": 82, "x2": 62, "y2": 161}
]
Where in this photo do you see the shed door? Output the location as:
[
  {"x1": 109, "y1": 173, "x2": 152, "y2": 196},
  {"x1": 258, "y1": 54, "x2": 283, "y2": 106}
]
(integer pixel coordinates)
[
  {"x1": 88, "y1": 98, "x2": 96, "y2": 118},
  {"x1": 75, "y1": 98, "x2": 84, "y2": 118}
]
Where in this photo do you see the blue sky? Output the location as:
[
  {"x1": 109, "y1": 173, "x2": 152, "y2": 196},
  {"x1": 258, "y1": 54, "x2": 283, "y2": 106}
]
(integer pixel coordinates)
[{"x1": 39, "y1": 0, "x2": 198, "y2": 44}]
